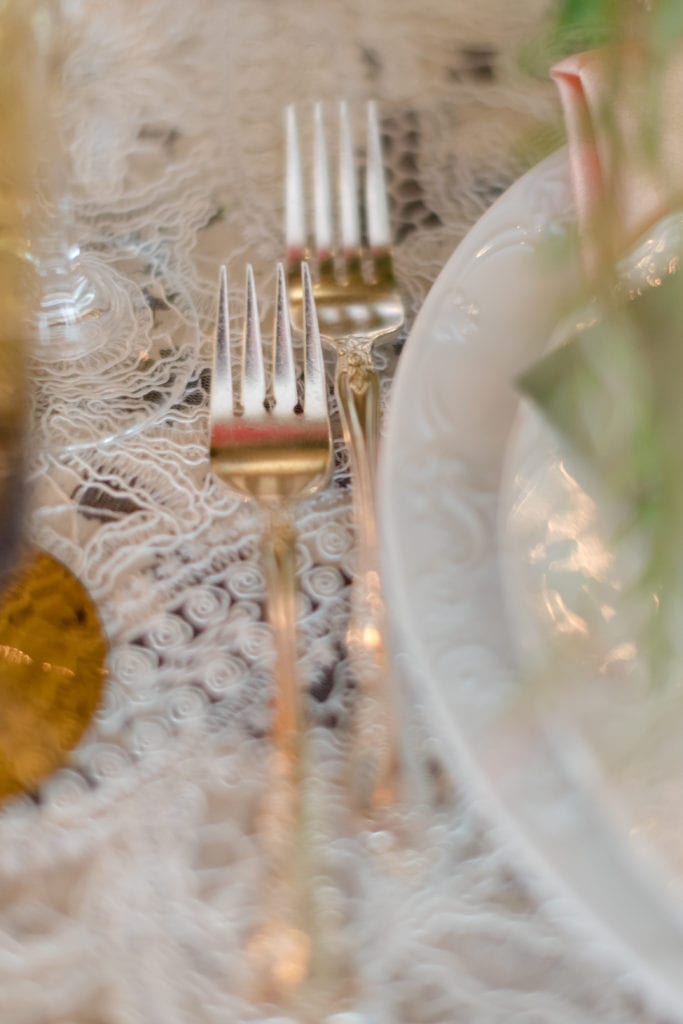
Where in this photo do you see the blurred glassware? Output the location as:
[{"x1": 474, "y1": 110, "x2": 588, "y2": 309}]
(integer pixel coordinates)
[
  {"x1": 0, "y1": 0, "x2": 36, "y2": 581},
  {"x1": 31, "y1": 0, "x2": 109, "y2": 357},
  {"x1": 27, "y1": 0, "x2": 198, "y2": 452},
  {"x1": 0, "y1": 1, "x2": 108, "y2": 804}
]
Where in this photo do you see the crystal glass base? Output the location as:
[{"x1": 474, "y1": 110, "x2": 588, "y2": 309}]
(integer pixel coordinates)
[
  {"x1": 35, "y1": 250, "x2": 113, "y2": 361},
  {"x1": 30, "y1": 250, "x2": 199, "y2": 452}
]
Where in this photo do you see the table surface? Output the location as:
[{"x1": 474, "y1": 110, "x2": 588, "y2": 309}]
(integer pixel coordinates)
[{"x1": 4, "y1": 1, "x2": 669, "y2": 1021}]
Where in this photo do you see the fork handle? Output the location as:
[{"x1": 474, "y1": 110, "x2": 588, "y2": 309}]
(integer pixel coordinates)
[
  {"x1": 257, "y1": 507, "x2": 359, "y2": 1018},
  {"x1": 261, "y1": 507, "x2": 303, "y2": 763},
  {"x1": 335, "y1": 344, "x2": 401, "y2": 807}
]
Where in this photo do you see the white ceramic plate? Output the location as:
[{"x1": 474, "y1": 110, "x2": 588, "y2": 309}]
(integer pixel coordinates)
[{"x1": 380, "y1": 146, "x2": 683, "y2": 1015}]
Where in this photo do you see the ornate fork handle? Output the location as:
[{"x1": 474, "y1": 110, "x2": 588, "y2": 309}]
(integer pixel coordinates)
[
  {"x1": 335, "y1": 341, "x2": 400, "y2": 806},
  {"x1": 256, "y1": 507, "x2": 359, "y2": 1018},
  {"x1": 261, "y1": 506, "x2": 303, "y2": 763},
  {"x1": 336, "y1": 341, "x2": 381, "y2": 566}
]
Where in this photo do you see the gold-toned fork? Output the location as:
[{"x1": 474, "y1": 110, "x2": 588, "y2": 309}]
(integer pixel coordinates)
[
  {"x1": 209, "y1": 263, "x2": 357, "y2": 1018},
  {"x1": 210, "y1": 260, "x2": 332, "y2": 760},
  {"x1": 284, "y1": 101, "x2": 406, "y2": 805}
]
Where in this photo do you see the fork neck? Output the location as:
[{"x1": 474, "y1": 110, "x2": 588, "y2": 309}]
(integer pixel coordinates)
[{"x1": 335, "y1": 345, "x2": 380, "y2": 566}]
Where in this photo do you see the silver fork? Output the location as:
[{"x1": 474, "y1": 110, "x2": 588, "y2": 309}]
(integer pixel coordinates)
[
  {"x1": 210, "y1": 261, "x2": 331, "y2": 759},
  {"x1": 285, "y1": 101, "x2": 406, "y2": 806},
  {"x1": 209, "y1": 264, "x2": 357, "y2": 1018}
]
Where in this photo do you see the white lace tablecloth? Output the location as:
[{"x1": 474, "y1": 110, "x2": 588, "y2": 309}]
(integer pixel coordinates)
[{"x1": 5, "y1": 1, "x2": 672, "y2": 1021}]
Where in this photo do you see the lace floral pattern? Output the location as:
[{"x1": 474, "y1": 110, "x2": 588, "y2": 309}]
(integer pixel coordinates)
[{"x1": 2, "y1": 0, "x2": 667, "y2": 1020}]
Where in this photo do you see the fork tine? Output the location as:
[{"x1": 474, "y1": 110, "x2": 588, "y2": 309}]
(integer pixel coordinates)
[
  {"x1": 301, "y1": 262, "x2": 327, "y2": 419},
  {"x1": 313, "y1": 102, "x2": 334, "y2": 261},
  {"x1": 273, "y1": 263, "x2": 298, "y2": 413},
  {"x1": 210, "y1": 265, "x2": 233, "y2": 425},
  {"x1": 365, "y1": 100, "x2": 391, "y2": 250},
  {"x1": 241, "y1": 264, "x2": 266, "y2": 416},
  {"x1": 338, "y1": 100, "x2": 361, "y2": 255},
  {"x1": 285, "y1": 104, "x2": 306, "y2": 268}
]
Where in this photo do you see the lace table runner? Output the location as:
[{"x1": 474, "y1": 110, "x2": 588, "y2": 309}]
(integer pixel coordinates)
[{"x1": 3, "y1": 1, "x2": 670, "y2": 1021}]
